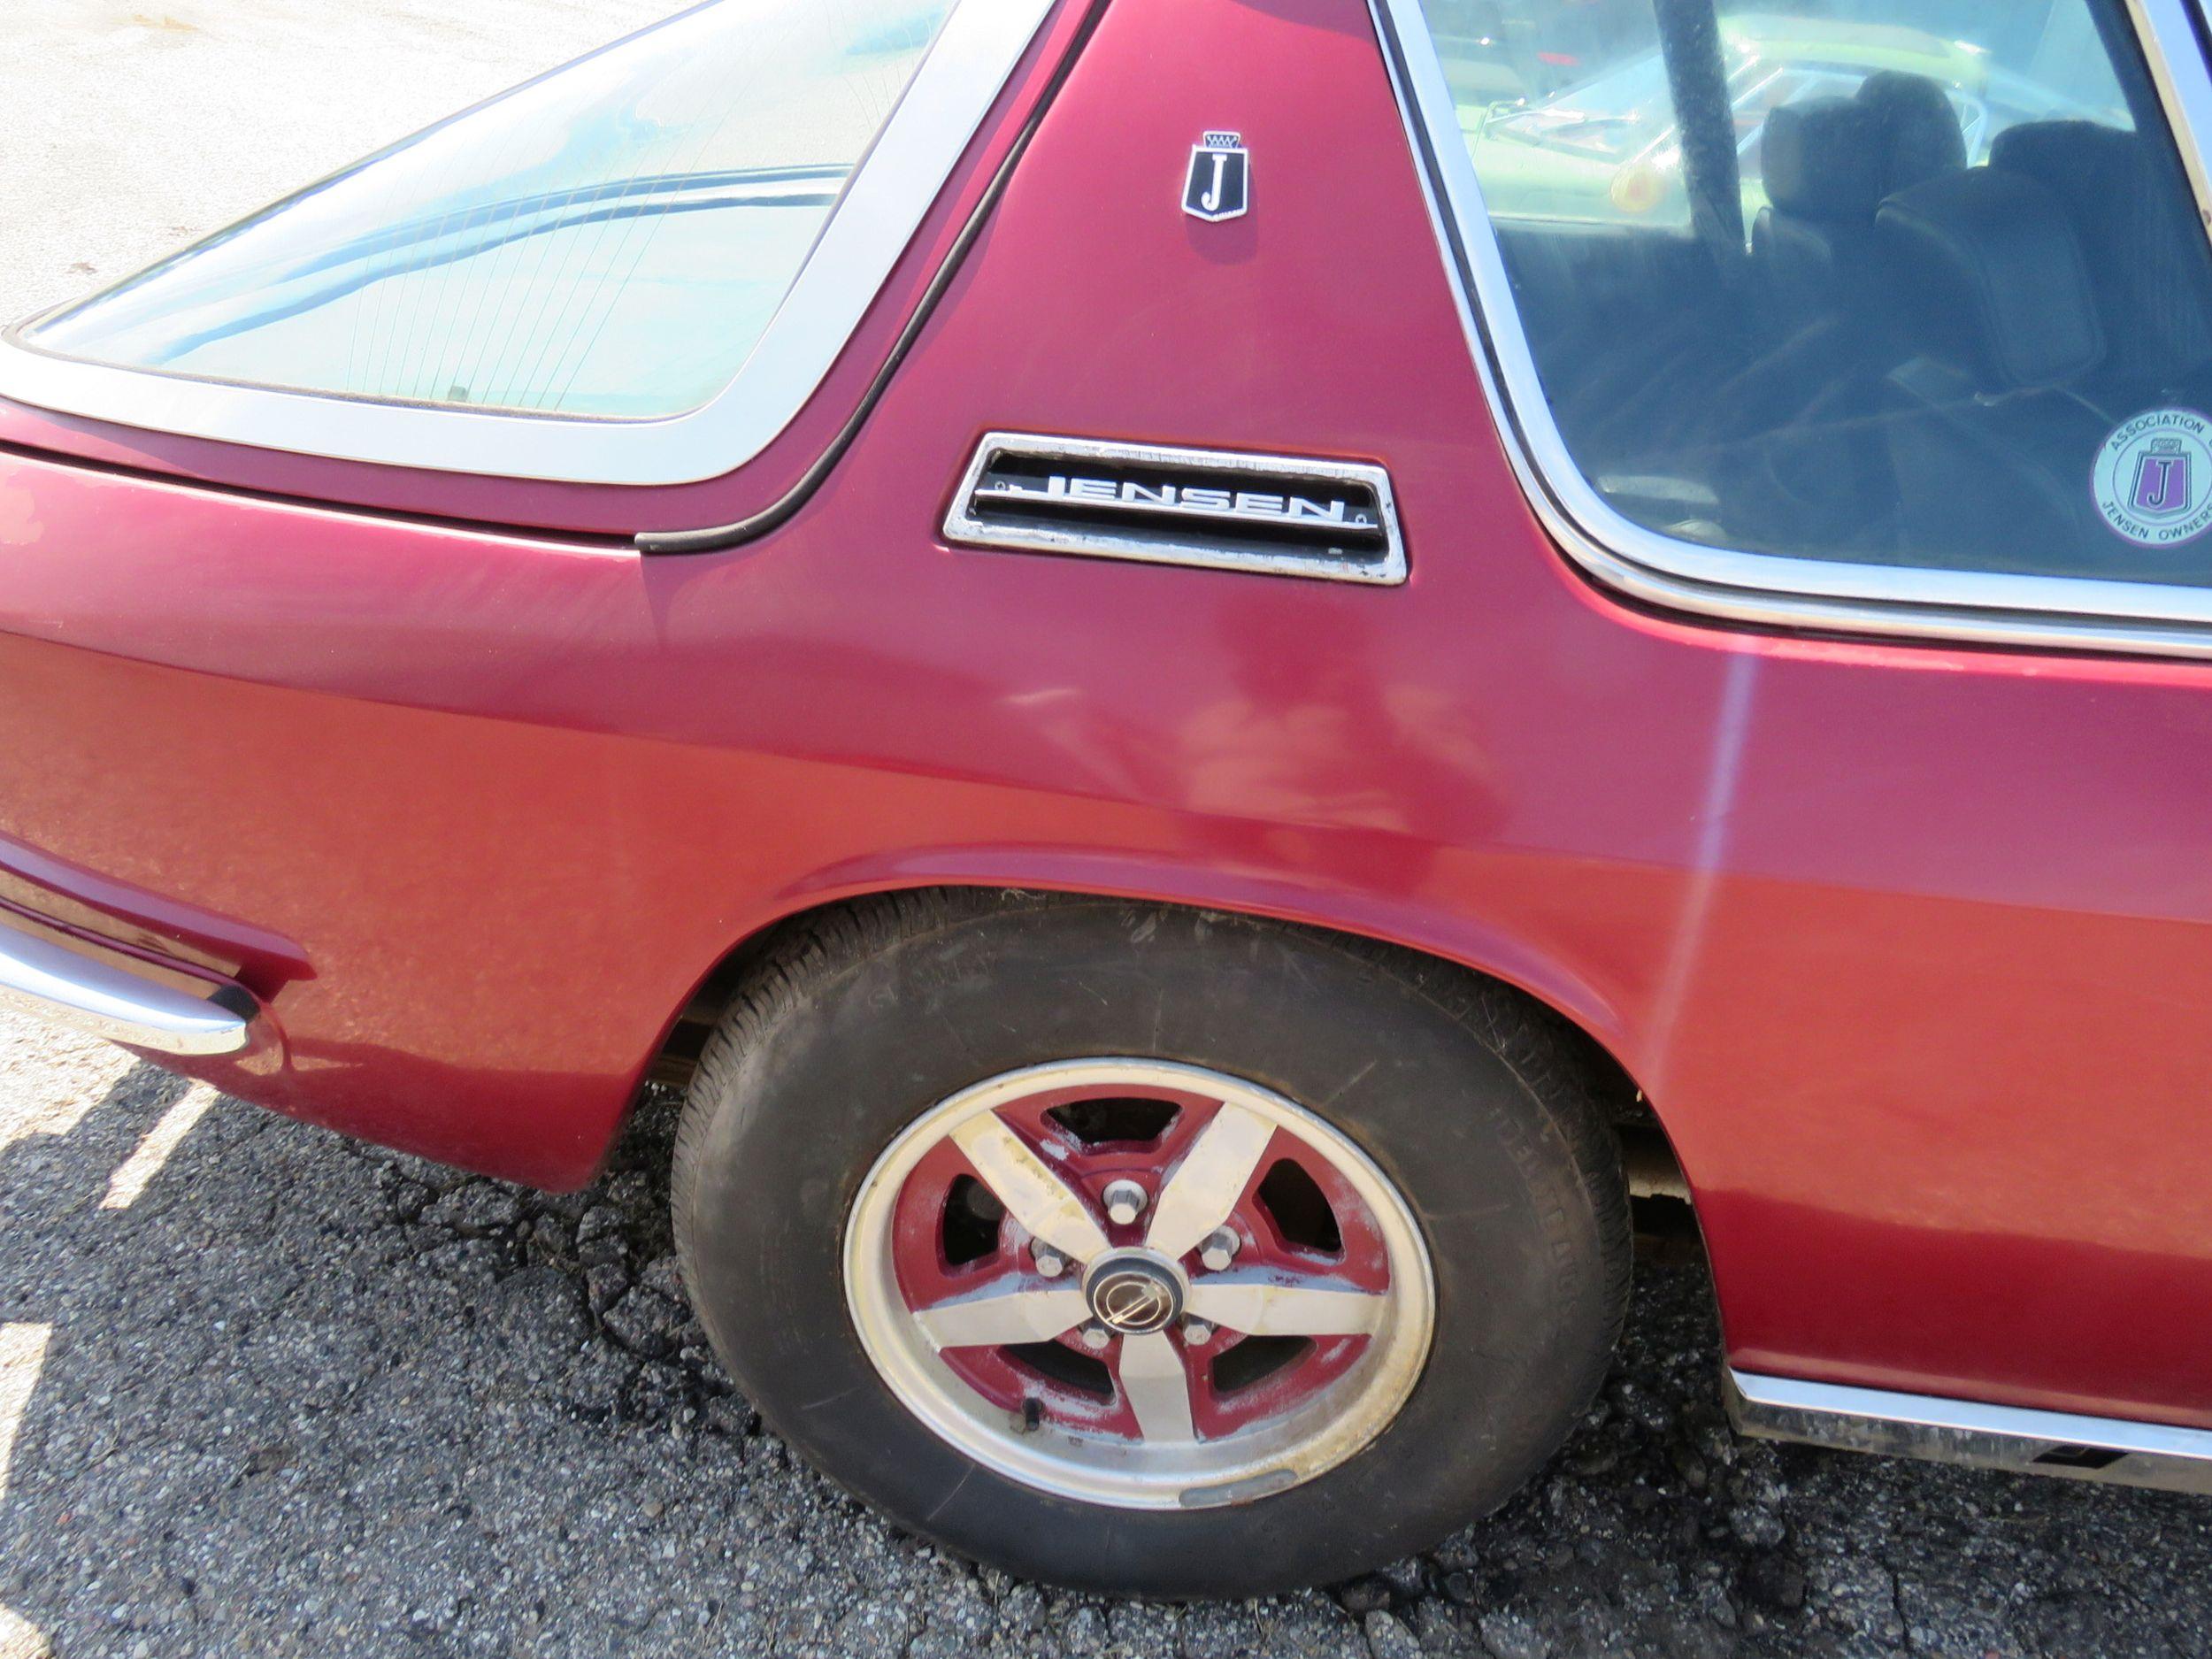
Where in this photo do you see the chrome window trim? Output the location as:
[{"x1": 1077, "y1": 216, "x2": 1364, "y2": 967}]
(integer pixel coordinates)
[
  {"x1": 1369, "y1": 0, "x2": 2212, "y2": 660},
  {"x1": 1731, "y1": 1369, "x2": 2212, "y2": 1494},
  {"x1": 0, "y1": 0, "x2": 1058, "y2": 488},
  {"x1": 2130, "y1": 0, "x2": 2212, "y2": 230},
  {"x1": 943, "y1": 433, "x2": 1409, "y2": 585}
]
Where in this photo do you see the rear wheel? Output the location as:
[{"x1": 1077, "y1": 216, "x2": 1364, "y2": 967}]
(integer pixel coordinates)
[{"x1": 673, "y1": 892, "x2": 1628, "y2": 1596}]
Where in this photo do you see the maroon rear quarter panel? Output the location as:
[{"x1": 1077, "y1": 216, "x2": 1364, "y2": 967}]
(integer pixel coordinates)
[{"x1": 4, "y1": 0, "x2": 2212, "y2": 1431}]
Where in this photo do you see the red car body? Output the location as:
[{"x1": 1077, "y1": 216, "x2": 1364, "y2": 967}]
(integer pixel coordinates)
[{"x1": 3, "y1": 0, "x2": 2209, "y2": 1454}]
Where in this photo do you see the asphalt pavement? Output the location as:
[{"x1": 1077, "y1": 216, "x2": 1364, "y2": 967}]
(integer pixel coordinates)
[{"x1": 3, "y1": 4, "x2": 2211, "y2": 1655}]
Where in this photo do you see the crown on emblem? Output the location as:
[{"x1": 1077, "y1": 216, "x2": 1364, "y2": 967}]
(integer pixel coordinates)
[{"x1": 1202, "y1": 131, "x2": 1243, "y2": 149}]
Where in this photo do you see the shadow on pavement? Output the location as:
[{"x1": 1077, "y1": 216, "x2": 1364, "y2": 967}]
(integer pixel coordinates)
[{"x1": 0, "y1": 1061, "x2": 2205, "y2": 1658}]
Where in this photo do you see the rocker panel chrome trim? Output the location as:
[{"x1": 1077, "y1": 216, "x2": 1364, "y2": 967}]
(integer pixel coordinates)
[
  {"x1": 944, "y1": 432, "x2": 1408, "y2": 585},
  {"x1": 1369, "y1": 0, "x2": 2212, "y2": 660},
  {"x1": 1730, "y1": 1370, "x2": 2212, "y2": 1495}
]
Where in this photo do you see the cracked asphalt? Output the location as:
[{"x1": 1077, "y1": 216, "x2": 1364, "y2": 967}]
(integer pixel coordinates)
[
  {"x1": 4, "y1": 3, "x2": 2212, "y2": 1655},
  {"x1": 4, "y1": 1007, "x2": 2211, "y2": 1658}
]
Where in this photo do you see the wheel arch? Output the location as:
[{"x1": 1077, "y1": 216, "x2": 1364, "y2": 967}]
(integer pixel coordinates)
[{"x1": 639, "y1": 865, "x2": 1686, "y2": 1204}]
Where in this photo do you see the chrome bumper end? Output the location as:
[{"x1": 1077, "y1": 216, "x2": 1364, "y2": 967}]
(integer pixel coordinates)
[{"x1": 0, "y1": 918, "x2": 251, "y2": 1056}]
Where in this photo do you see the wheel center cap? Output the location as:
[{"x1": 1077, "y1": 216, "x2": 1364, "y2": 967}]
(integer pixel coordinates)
[{"x1": 1082, "y1": 1250, "x2": 1185, "y2": 1336}]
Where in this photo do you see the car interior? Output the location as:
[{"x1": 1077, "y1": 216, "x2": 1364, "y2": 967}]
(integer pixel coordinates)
[{"x1": 1478, "y1": 2, "x2": 2212, "y2": 587}]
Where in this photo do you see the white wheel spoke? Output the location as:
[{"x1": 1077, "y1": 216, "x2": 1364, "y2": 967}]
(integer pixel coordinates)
[
  {"x1": 950, "y1": 1114, "x2": 1111, "y2": 1263},
  {"x1": 912, "y1": 1282, "x2": 1089, "y2": 1350},
  {"x1": 1186, "y1": 1276, "x2": 1386, "y2": 1338},
  {"x1": 1143, "y1": 1102, "x2": 1277, "y2": 1262},
  {"x1": 1115, "y1": 1331, "x2": 1196, "y2": 1443}
]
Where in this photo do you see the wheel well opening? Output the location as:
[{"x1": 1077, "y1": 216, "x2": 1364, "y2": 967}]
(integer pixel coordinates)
[{"x1": 641, "y1": 885, "x2": 1696, "y2": 1249}]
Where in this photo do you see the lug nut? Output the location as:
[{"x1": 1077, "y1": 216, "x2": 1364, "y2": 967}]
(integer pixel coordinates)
[
  {"x1": 1102, "y1": 1179, "x2": 1148, "y2": 1225},
  {"x1": 1182, "y1": 1318, "x2": 1215, "y2": 1346},
  {"x1": 1033, "y1": 1242, "x2": 1069, "y2": 1279},
  {"x1": 1079, "y1": 1323, "x2": 1111, "y2": 1350},
  {"x1": 1199, "y1": 1227, "x2": 1240, "y2": 1271}
]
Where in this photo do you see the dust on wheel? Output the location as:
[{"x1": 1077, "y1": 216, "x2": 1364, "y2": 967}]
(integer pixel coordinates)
[
  {"x1": 673, "y1": 893, "x2": 1629, "y2": 1597},
  {"x1": 842, "y1": 1057, "x2": 1435, "y2": 1509}
]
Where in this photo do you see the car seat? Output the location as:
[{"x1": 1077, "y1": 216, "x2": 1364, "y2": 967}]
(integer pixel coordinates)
[
  {"x1": 1876, "y1": 165, "x2": 2116, "y2": 573},
  {"x1": 1754, "y1": 71, "x2": 1968, "y2": 341}
]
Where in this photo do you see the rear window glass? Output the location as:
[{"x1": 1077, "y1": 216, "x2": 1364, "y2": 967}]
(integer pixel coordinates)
[
  {"x1": 1419, "y1": 0, "x2": 2212, "y2": 589},
  {"x1": 20, "y1": 0, "x2": 953, "y2": 419}
]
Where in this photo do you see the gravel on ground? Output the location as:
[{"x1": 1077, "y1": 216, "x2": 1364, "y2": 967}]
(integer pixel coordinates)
[{"x1": 4, "y1": 1007, "x2": 2209, "y2": 1658}]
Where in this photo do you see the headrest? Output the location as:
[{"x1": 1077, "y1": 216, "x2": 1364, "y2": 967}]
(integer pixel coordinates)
[
  {"x1": 1991, "y1": 119, "x2": 2139, "y2": 200},
  {"x1": 1764, "y1": 72, "x2": 1966, "y2": 220},
  {"x1": 1993, "y1": 119, "x2": 2212, "y2": 381},
  {"x1": 1855, "y1": 73, "x2": 1970, "y2": 193},
  {"x1": 1878, "y1": 168, "x2": 2105, "y2": 390},
  {"x1": 1764, "y1": 97, "x2": 1874, "y2": 218}
]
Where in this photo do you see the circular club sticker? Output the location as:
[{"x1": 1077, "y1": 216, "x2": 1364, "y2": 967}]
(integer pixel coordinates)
[{"x1": 2094, "y1": 408, "x2": 2212, "y2": 548}]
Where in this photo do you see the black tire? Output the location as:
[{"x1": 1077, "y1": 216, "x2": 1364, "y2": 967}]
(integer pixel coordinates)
[{"x1": 672, "y1": 890, "x2": 1629, "y2": 1597}]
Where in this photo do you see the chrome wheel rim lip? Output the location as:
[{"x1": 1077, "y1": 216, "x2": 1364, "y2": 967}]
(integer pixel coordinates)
[{"x1": 842, "y1": 1057, "x2": 1436, "y2": 1510}]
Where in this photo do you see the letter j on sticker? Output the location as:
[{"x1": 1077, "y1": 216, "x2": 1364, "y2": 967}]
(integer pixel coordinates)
[
  {"x1": 2132, "y1": 442, "x2": 2192, "y2": 518},
  {"x1": 1185, "y1": 131, "x2": 1250, "y2": 223},
  {"x1": 2094, "y1": 408, "x2": 2212, "y2": 548}
]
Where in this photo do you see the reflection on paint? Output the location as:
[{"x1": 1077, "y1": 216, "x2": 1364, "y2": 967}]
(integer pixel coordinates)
[{"x1": 1646, "y1": 650, "x2": 1762, "y2": 1099}]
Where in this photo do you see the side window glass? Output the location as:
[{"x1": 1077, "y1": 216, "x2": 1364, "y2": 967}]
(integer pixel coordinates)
[{"x1": 1418, "y1": 0, "x2": 2212, "y2": 588}]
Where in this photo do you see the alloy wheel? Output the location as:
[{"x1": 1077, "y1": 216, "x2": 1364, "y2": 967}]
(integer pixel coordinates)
[{"x1": 842, "y1": 1058, "x2": 1435, "y2": 1509}]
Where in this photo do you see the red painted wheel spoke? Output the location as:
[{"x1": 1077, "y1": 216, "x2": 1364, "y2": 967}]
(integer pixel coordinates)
[{"x1": 1112, "y1": 1330, "x2": 1197, "y2": 1443}]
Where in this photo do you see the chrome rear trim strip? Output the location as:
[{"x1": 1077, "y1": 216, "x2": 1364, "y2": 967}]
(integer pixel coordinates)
[
  {"x1": 0, "y1": 918, "x2": 250, "y2": 1056},
  {"x1": 1729, "y1": 1370, "x2": 2212, "y2": 1496}
]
